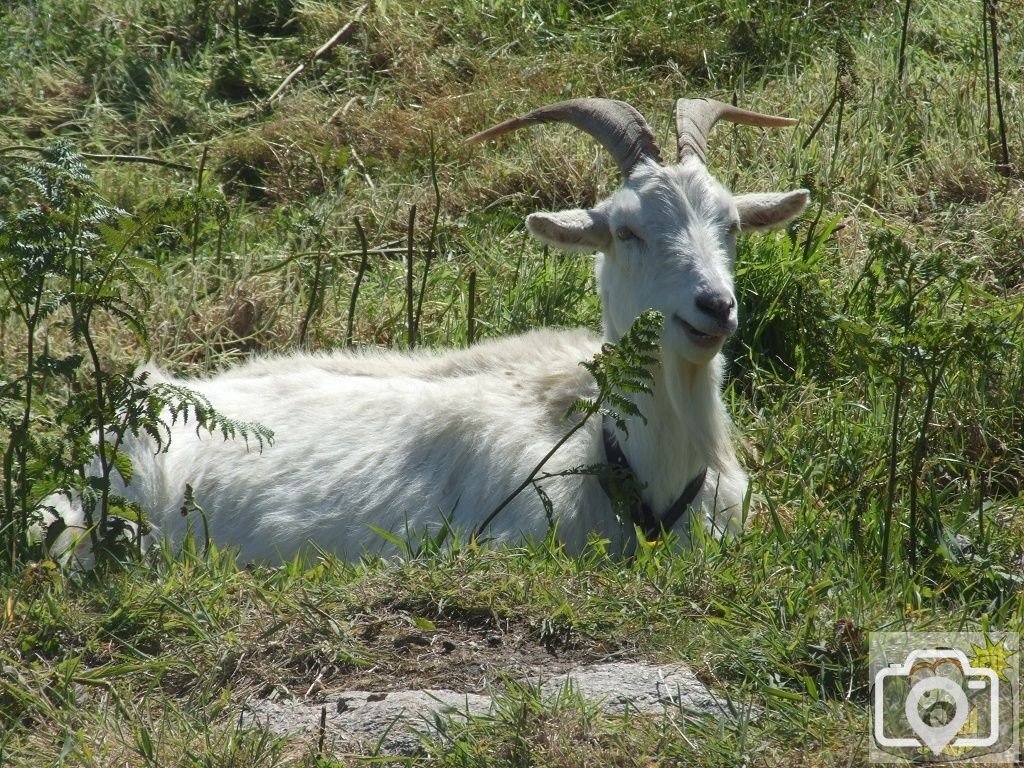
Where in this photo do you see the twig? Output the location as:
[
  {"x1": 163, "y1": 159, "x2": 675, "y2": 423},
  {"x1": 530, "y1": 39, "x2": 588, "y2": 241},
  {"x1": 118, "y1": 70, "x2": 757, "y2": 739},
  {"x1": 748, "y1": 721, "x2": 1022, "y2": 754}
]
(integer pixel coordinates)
[
  {"x1": 406, "y1": 204, "x2": 416, "y2": 349},
  {"x1": 195, "y1": 145, "x2": 209, "y2": 192},
  {"x1": 986, "y1": 0, "x2": 1010, "y2": 172},
  {"x1": 829, "y1": 91, "x2": 846, "y2": 182},
  {"x1": 801, "y1": 92, "x2": 838, "y2": 150},
  {"x1": 413, "y1": 134, "x2": 443, "y2": 347},
  {"x1": 880, "y1": 350, "x2": 907, "y2": 580},
  {"x1": 0, "y1": 145, "x2": 194, "y2": 171},
  {"x1": 897, "y1": 0, "x2": 913, "y2": 82},
  {"x1": 467, "y1": 269, "x2": 477, "y2": 346},
  {"x1": 190, "y1": 145, "x2": 209, "y2": 264},
  {"x1": 983, "y1": 0, "x2": 993, "y2": 152},
  {"x1": 347, "y1": 217, "x2": 370, "y2": 348},
  {"x1": 299, "y1": 251, "x2": 324, "y2": 348},
  {"x1": 249, "y1": 242, "x2": 404, "y2": 275},
  {"x1": 265, "y1": 4, "x2": 366, "y2": 105},
  {"x1": 76, "y1": 152, "x2": 195, "y2": 171}
]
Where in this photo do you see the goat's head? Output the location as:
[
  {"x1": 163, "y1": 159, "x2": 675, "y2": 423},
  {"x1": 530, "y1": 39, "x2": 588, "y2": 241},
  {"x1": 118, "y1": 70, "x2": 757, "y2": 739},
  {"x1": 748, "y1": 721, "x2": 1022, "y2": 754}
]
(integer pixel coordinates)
[{"x1": 469, "y1": 98, "x2": 809, "y2": 365}]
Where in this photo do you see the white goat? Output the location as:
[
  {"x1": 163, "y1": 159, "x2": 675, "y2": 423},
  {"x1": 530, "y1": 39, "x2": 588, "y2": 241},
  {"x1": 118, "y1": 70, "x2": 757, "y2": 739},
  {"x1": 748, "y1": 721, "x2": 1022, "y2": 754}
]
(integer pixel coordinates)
[{"x1": 42, "y1": 97, "x2": 808, "y2": 565}]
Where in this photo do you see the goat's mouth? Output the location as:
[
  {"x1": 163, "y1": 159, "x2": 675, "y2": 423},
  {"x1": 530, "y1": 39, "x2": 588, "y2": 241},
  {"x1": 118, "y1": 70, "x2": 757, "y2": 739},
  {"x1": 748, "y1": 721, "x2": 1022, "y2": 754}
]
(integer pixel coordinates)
[{"x1": 673, "y1": 314, "x2": 726, "y2": 349}]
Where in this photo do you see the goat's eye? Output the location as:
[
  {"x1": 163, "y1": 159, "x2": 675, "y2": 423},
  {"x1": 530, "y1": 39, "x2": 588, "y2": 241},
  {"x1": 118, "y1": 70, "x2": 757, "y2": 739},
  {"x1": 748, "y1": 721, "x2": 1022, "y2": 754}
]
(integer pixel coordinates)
[{"x1": 615, "y1": 226, "x2": 636, "y2": 242}]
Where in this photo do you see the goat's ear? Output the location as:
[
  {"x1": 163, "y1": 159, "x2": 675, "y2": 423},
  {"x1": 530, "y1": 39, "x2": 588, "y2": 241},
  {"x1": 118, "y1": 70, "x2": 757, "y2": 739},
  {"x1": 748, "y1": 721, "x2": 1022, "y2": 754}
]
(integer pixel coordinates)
[
  {"x1": 735, "y1": 189, "x2": 809, "y2": 232},
  {"x1": 526, "y1": 209, "x2": 611, "y2": 253}
]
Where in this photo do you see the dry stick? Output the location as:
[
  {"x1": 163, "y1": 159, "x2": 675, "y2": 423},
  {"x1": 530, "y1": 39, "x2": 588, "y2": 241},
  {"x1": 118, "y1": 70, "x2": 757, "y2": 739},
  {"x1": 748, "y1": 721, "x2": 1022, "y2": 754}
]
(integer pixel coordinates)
[
  {"x1": 299, "y1": 250, "x2": 324, "y2": 348},
  {"x1": 978, "y1": 470, "x2": 987, "y2": 547},
  {"x1": 467, "y1": 269, "x2": 477, "y2": 346},
  {"x1": 907, "y1": 356, "x2": 949, "y2": 572},
  {"x1": 182, "y1": 145, "x2": 211, "y2": 325},
  {"x1": 0, "y1": 145, "x2": 194, "y2": 171},
  {"x1": 880, "y1": 356, "x2": 906, "y2": 580},
  {"x1": 336, "y1": 244, "x2": 406, "y2": 259},
  {"x1": 897, "y1": 0, "x2": 913, "y2": 82},
  {"x1": 195, "y1": 145, "x2": 208, "y2": 192},
  {"x1": 405, "y1": 205, "x2": 417, "y2": 349},
  {"x1": 800, "y1": 66, "x2": 843, "y2": 256},
  {"x1": 346, "y1": 217, "x2": 370, "y2": 348},
  {"x1": 829, "y1": 91, "x2": 846, "y2": 184},
  {"x1": 81, "y1": 152, "x2": 194, "y2": 171},
  {"x1": 190, "y1": 145, "x2": 209, "y2": 264},
  {"x1": 983, "y1": 0, "x2": 993, "y2": 152},
  {"x1": 264, "y1": 4, "x2": 367, "y2": 105},
  {"x1": 413, "y1": 135, "x2": 443, "y2": 346},
  {"x1": 986, "y1": 0, "x2": 1010, "y2": 172},
  {"x1": 801, "y1": 93, "x2": 838, "y2": 150},
  {"x1": 413, "y1": 249, "x2": 433, "y2": 348},
  {"x1": 250, "y1": 242, "x2": 404, "y2": 276}
]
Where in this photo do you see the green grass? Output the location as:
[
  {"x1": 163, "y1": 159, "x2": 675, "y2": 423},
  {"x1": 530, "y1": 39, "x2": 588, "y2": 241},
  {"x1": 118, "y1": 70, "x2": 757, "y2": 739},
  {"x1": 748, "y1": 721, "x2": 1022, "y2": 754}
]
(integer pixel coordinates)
[{"x1": 1, "y1": 0, "x2": 1023, "y2": 765}]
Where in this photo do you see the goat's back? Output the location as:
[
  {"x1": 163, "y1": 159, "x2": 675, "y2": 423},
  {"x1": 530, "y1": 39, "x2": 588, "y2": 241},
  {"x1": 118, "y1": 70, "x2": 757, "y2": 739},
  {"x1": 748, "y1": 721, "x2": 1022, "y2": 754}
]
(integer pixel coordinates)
[{"x1": 119, "y1": 328, "x2": 627, "y2": 561}]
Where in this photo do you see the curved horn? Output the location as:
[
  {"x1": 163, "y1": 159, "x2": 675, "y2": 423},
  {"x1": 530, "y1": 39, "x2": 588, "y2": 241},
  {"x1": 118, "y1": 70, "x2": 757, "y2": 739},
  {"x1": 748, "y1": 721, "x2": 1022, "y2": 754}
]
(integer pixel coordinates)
[
  {"x1": 467, "y1": 98, "x2": 661, "y2": 177},
  {"x1": 676, "y1": 98, "x2": 798, "y2": 164}
]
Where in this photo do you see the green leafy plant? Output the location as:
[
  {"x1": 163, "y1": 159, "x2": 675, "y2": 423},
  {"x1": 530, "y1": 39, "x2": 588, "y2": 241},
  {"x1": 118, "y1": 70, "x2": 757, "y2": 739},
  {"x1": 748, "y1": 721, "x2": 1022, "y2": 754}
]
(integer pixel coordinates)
[
  {"x1": 839, "y1": 226, "x2": 1021, "y2": 577},
  {"x1": 0, "y1": 142, "x2": 271, "y2": 573}
]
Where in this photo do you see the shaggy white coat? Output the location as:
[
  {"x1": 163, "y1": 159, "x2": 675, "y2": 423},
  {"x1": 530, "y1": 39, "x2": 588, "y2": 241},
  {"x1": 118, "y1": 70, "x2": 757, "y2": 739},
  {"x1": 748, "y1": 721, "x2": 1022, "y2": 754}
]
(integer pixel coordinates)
[{"x1": 40, "y1": 157, "x2": 808, "y2": 565}]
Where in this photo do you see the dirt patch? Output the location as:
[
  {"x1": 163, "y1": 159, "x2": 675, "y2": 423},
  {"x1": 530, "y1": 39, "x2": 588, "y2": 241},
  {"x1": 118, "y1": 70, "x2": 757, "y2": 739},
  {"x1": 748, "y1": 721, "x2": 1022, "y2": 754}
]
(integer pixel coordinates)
[
  {"x1": 239, "y1": 610, "x2": 711, "y2": 759},
  {"x1": 329, "y1": 620, "x2": 617, "y2": 696}
]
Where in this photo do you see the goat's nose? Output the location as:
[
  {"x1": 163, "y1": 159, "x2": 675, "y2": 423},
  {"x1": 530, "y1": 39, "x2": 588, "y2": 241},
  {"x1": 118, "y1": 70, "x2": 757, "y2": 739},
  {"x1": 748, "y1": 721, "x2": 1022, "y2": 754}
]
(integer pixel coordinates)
[{"x1": 695, "y1": 292, "x2": 736, "y2": 326}]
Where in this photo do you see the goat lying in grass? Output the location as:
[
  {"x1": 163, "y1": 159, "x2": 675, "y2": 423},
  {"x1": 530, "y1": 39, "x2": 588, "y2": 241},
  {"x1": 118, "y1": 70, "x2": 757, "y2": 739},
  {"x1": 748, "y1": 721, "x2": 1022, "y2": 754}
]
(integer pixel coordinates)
[{"x1": 42, "y1": 97, "x2": 808, "y2": 566}]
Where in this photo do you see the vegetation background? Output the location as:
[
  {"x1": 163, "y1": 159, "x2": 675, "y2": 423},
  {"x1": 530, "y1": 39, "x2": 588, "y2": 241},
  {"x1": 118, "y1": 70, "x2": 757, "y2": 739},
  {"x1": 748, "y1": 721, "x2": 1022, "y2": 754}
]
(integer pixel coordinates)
[{"x1": 1, "y1": 0, "x2": 1022, "y2": 765}]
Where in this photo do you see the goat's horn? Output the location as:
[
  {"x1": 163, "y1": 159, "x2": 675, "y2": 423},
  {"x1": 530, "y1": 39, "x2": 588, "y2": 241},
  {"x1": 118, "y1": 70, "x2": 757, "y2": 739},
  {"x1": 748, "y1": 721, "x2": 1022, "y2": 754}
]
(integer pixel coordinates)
[
  {"x1": 467, "y1": 98, "x2": 661, "y2": 177},
  {"x1": 676, "y1": 98, "x2": 798, "y2": 164}
]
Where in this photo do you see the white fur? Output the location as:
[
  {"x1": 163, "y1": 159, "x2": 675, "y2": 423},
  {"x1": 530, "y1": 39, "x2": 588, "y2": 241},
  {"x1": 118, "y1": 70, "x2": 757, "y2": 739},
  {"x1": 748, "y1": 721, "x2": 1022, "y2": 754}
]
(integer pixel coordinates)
[{"x1": 38, "y1": 146, "x2": 808, "y2": 566}]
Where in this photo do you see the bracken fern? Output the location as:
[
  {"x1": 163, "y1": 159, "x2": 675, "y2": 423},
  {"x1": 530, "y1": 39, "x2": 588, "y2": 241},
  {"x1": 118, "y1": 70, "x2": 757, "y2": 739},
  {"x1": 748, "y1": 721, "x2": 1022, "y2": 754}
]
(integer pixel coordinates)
[{"x1": 0, "y1": 142, "x2": 271, "y2": 572}]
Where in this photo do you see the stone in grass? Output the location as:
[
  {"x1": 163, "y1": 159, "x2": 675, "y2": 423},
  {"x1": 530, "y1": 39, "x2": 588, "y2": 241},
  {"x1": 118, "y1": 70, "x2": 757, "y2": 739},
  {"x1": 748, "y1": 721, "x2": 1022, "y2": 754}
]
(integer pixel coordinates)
[{"x1": 242, "y1": 661, "x2": 728, "y2": 757}]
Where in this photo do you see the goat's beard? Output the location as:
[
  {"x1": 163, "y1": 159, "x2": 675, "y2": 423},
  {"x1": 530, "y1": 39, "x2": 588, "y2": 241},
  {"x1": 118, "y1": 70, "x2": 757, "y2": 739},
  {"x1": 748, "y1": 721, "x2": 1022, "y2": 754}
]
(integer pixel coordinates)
[{"x1": 663, "y1": 332, "x2": 725, "y2": 394}]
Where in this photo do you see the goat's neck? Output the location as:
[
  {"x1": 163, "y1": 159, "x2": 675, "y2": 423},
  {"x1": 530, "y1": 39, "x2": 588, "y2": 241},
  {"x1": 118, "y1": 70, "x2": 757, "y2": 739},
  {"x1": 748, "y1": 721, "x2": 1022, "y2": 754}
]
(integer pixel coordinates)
[{"x1": 609, "y1": 343, "x2": 733, "y2": 512}]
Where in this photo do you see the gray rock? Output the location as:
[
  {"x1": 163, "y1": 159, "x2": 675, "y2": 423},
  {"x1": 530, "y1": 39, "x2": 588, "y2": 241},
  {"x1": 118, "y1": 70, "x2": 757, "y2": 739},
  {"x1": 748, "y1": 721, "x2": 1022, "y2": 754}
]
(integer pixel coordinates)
[
  {"x1": 242, "y1": 661, "x2": 723, "y2": 757},
  {"x1": 537, "y1": 661, "x2": 723, "y2": 715},
  {"x1": 246, "y1": 688, "x2": 493, "y2": 756}
]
